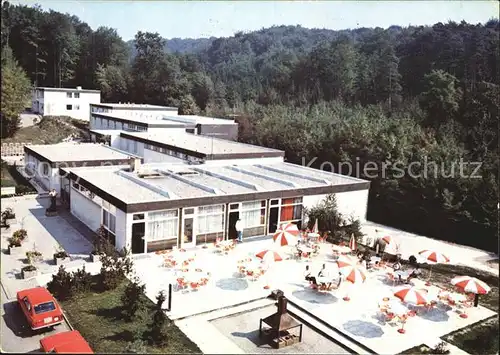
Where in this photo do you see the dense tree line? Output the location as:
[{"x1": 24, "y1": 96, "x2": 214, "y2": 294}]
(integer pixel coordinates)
[{"x1": 1, "y1": 2, "x2": 498, "y2": 251}]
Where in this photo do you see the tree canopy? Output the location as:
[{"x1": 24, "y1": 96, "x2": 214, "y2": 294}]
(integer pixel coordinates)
[{"x1": 2, "y1": 1, "x2": 498, "y2": 251}]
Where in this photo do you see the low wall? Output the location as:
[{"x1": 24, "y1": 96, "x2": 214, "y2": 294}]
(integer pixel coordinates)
[
  {"x1": 1, "y1": 142, "x2": 32, "y2": 157},
  {"x1": 0, "y1": 187, "x2": 16, "y2": 196}
]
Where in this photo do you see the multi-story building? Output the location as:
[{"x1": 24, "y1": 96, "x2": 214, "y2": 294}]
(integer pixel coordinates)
[{"x1": 31, "y1": 87, "x2": 101, "y2": 121}]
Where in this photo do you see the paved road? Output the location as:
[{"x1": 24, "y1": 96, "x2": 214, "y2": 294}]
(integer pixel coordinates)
[{"x1": 0, "y1": 283, "x2": 70, "y2": 353}]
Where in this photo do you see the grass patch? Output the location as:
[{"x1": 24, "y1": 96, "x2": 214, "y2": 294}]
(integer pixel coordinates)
[
  {"x1": 1, "y1": 160, "x2": 35, "y2": 192},
  {"x1": 442, "y1": 316, "x2": 498, "y2": 355},
  {"x1": 400, "y1": 344, "x2": 432, "y2": 354},
  {"x1": 2, "y1": 116, "x2": 88, "y2": 144},
  {"x1": 60, "y1": 278, "x2": 200, "y2": 354}
]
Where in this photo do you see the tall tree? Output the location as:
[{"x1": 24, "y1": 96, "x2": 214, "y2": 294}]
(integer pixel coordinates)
[{"x1": 1, "y1": 46, "x2": 31, "y2": 138}]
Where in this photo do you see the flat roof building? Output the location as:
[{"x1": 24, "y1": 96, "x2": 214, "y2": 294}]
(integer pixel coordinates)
[
  {"x1": 118, "y1": 131, "x2": 285, "y2": 164},
  {"x1": 59, "y1": 161, "x2": 370, "y2": 253},
  {"x1": 32, "y1": 86, "x2": 101, "y2": 121},
  {"x1": 23, "y1": 143, "x2": 138, "y2": 193}
]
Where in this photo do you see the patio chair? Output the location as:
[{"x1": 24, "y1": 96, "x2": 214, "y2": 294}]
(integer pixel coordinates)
[
  {"x1": 190, "y1": 282, "x2": 199, "y2": 291},
  {"x1": 176, "y1": 278, "x2": 187, "y2": 291}
]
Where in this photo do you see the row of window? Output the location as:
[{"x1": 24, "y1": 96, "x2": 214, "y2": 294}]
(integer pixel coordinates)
[
  {"x1": 144, "y1": 144, "x2": 190, "y2": 160},
  {"x1": 91, "y1": 116, "x2": 147, "y2": 132},
  {"x1": 91, "y1": 106, "x2": 110, "y2": 113},
  {"x1": 66, "y1": 104, "x2": 80, "y2": 111},
  {"x1": 66, "y1": 92, "x2": 81, "y2": 98}
]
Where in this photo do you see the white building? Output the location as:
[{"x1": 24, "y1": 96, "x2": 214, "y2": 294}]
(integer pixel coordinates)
[
  {"x1": 23, "y1": 143, "x2": 136, "y2": 193},
  {"x1": 90, "y1": 103, "x2": 179, "y2": 121},
  {"x1": 59, "y1": 161, "x2": 370, "y2": 254},
  {"x1": 32, "y1": 87, "x2": 101, "y2": 121}
]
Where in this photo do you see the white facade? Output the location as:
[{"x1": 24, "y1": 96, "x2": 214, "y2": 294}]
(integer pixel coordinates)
[
  {"x1": 24, "y1": 152, "x2": 58, "y2": 191},
  {"x1": 32, "y1": 87, "x2": 101, "y2": 121},
  {"x1": 90, "y1": 104, "x2": 178, "y2": 122}
]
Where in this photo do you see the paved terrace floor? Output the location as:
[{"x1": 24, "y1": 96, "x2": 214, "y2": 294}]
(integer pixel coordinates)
[{"x1": 133, "y1": 237, "x2": 497, "y2": 354}]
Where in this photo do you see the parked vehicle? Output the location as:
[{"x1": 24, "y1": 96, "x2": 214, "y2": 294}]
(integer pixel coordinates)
[
  {"x1": 40, "y1": 330, "x2": 93, "y2": 353},
  {"x1": 16, "y1": 287, "x2": 63, "y2": 330}
]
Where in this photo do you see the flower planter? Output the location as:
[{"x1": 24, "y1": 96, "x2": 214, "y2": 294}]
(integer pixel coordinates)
[
  {"x1": 54, "y1": 256, "x2": 70, "y2": 265},
  {"x1": 9, "y1": 245, "x2": 24, "y2": 257},
  {"x1": 90, "y1": 253, "x2": 101, "y2": 263},
  {"x1": 22, "y1": 268, "x2": 38, "y2": 279}
]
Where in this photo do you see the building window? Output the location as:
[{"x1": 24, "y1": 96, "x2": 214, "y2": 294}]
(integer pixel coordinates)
[
  {"x1": 74, "y1": 104, "x2": 80, "y2": 110},
  {"x1": 66, "y1": 92, "x2": 72, "y2": 98},
  {"x1": 66, "y1": 104, "x2": 72, "y2": 110},
  {"x1": 133, "y1": 213, "x2": 145, "y2": 220},
  {"x1": 102, "y1": 201, "x2": 116, "y2": 233},
  {"x1": 42, "y1": 164, "x2": 49, "y2": 176},
  {"x1": 241, "y1": 200, "x2": 266, "y2": 227},
  {"x1": 147, "y1": 210, "x2": 178, "y2": 241},
  {"x1": 197, "y1": 204, "x2": 224, "y2": 234},
  {"x1": 74, "y1": 92, "x2": 80, "y2": 98},
  {"x1": 280, "y1": 197, "x2": 303, "y2": 224}
]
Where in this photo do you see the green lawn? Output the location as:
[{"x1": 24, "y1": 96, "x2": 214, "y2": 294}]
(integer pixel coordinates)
[
  {"x1": 60, "y1": 280, "x2": 201, "y2": 354},
  {"x1": 2, "y1": 116, "x2": 88, "y2": 144},
  {"x1": 1, "y1": 160, "x2": 35, "y2": 193},
  {"x1": 1, "y1": 161, "x2": 16, "y2": 187}
]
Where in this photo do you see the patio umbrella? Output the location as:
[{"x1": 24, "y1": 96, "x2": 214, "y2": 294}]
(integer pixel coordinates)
[
  {"x1": 273, "y1": 223, "x2": 299, "y2": 246},
  {"x1": 393, "y1": 286, "x2": 429, "y2": 306},
  {"x1": 339, "y1": 264, "x2": 367, "y2": 301},
  {"x1": 382, "y1": 235, "x2": 392, "y2": 244},
  {"x1": 336, "y1": 255, "x2": 356, "y2": 268},
  {"x1": 256, "y1": 249, "x2": 284, "y2": 263},
  {"x1": 256, "y1": 249, "x2": 284, "y2": 289},
  {"x1": 349, "y1": 234, "x2": 357, "y2": 252},
  {"x1": 451, "y1": 276, "x2": 491, "y2": 307},
  {"x1": 312, "y1": 219, "x2": 319, "y2": 234},
  {"x1": 418, "y1": 250, "x2": 450, "y2": 285}
]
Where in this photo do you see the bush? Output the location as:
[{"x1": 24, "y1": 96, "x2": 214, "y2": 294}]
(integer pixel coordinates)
[
  {"x1": 71, "y1": 266, "x2": 93, "y2": 294},
  {"x1": 121, "y1": 276, "x2": 146, "y2": 321},
  {"x1": 22, "y1": 264, "x2": 36, "y2": 272},
  {"x1": 47, "y1": 266, "x2": 74, "y2": 301},
  {"x1": 343, "y1": 217, "x2": 364, "y2": 244},
  {"x1": 54, "y1": 244, "x2": 69, "y2": 259},
  {"x1": 1, "y1": 207, "x2": 15, "y2": 219},
  {"x1": 306, "y1": 194, "x2": 345, "y2": 234},
  {"x1": 8, "y1": 235, "x2": 21, "y2": 247},
  {"x1": 12, "y1": 229, "x2": 27, "y2": 241},
  {"x1": 150, "y1": 291, "x2": 168, "y2": 345},
  {"x1": 99, "y1": 247, "x2": 134, "y2": 291},
  {"x1": 26, "y1": 250, "x2": 42, "y2": 263}
]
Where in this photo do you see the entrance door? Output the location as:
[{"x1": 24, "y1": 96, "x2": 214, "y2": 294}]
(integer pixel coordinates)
[
  {"x1": 182, "y1": 217, "x2": 195, "y2": 248},
  {"x1": 228, "y1": 212, "x2": 239, "y2": 240},
  {"x1": 131, "y1": 223, "x2": 145, "y2": 254},
  {"x1": 268, "y1": 207, "x2": 279, "y2": 234}
]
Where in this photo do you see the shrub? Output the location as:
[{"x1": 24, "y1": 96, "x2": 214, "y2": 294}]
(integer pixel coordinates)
[
  {"x1": 8, "y1": 235, "x2": 21, "y2": 248},
  {"x1": 71, "y1": 265, "x2": 93, "y2": 294},
  {"x1": 305, "y1": 194, "x2": 345, "y2": 235},
  {"x1": 54, "y1": 244, "x2": 69, "y2": 259},
  {"x1": 99, "y1": 247, "x2": 134, "y2": 291},
  {"x1": 26, "y1": 249, "x2": 42, "y2": 264},
  {"x1": 47, "y1": 266, "x2": 74, "y2": 301},
  {"x1": 150, "y1": 291, "x2": 168, "y2": 345},
  {"x1": 1, "y1": 207, "x2": 15, "y2": 219},
  {"x1": 12, "y1": 229, "x2": 27, "y2": 241},
  {"x1": 125, "y1": 339, "x2": 148, "y2": 354},
  {"x1": 343, "y1": 217, "x2": 365, "y2": 244},
  {"x1": 430, "y1": 341, "x2": 450, "y2": 354},
  {"x1": 22, "y1": 264, "x2": 36, "y2": 272},
  {"x1": 121, "y1": 276, "x2": 146, "y2": 321}
]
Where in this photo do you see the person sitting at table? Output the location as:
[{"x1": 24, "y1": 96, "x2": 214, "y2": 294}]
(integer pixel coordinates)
[
  {"x1": 304, "y1": 265, "x2": 318, "y2": 287},
  {"x1": 318, "y1": 264, "x2": 330, "y2": 278}
]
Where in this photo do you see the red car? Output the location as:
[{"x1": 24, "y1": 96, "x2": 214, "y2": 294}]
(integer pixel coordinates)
[
  {"x1": 40, "y1": 330, "x2": 93, "y2": 353},
  {"x1": 16, "y1": 287, "x2": 63, "y2": 330}
]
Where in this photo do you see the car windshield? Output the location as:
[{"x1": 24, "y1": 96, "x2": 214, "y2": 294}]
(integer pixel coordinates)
[{"x1": 34, "y1": 301, "x2": 56, "y2": 314}]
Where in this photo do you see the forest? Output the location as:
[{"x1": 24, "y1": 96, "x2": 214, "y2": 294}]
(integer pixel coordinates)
[{"x1": 1, "y1": 2, "x2": 498, "y2": 252}]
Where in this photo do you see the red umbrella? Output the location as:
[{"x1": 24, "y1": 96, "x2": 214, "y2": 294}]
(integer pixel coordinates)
[
  {"x1": 394, "y1": 286, "x2": 429, "y2": 305},
  {"x1": 339, "y1": 264, "x2": 367, "y2": 301},
  {"x1": 451, "y1": 276, "x2": 491, "y2": 309},
  {"x1": 382, "y1": 235, "x2": 392, "y2": 244},
  {"x1": 337, "y1": 255, "x2": 356, "y2": 268},
  {"x1": 256, "y1": 249, "x2": 284, "y2": 263},
  {"x1": 419, "y1": 250, "x2": 450, "y2": 285},
  {"x1": 273, "y1": 223, "x2": 299, "y2": 246}
]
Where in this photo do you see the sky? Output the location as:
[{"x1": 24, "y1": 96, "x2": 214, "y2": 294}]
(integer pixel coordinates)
[{"x1": 11, "y1": 0, "x2": 499, "y2": 41}]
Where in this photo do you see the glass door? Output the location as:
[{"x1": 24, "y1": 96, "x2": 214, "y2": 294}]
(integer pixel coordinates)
[{"x1": 182, "y1": 217, "x2": 195, "y2": 248}]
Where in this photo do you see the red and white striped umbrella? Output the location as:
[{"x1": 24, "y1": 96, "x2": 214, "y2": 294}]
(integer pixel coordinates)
[
  {"x1": 451, "y1": 276, "x2": 491, "y2": 294},
  {"x1": 349, "y1": 234, "x2": 357, "y2": 251},
  {"x1": 340, "y1": 265, "x2": 367, "y2": 284},
  {"x1": 381, "y1": 235, "x2": 392, "y2": 244},
  {"x1": 337, "y1": 255, "x2": 356, "y2": 268},
  {"x1": 394, "y1": 286, "x2": 429, "y2": 305},
  {"x1": 418, "y1": 250, "x2": 450, "y2": 264},
  {"x1": 273, "y1": 223, "x2": 299, "y2": 246},
  {"x1": 256, "y1": 249, "x2": 284, "y2": 263}
]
